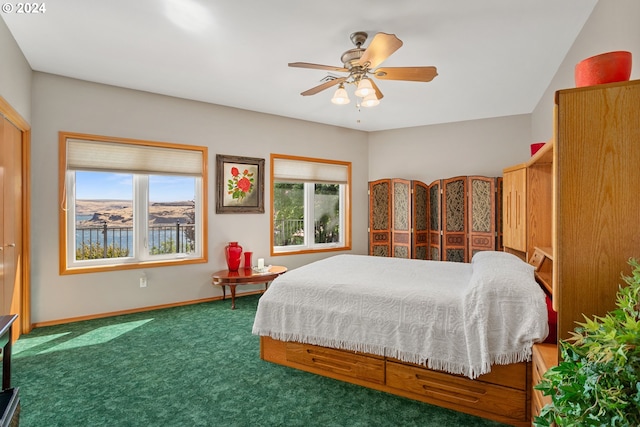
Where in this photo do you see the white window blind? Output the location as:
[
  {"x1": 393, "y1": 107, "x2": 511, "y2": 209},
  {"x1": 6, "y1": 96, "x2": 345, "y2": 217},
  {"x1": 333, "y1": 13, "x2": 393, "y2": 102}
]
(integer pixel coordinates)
[
  {"x1": 273, "y1": 158, "x2": 348, "y2": 184},
  {"x1": 67, "y1": 139, "x2": 203, "y2": 176}
]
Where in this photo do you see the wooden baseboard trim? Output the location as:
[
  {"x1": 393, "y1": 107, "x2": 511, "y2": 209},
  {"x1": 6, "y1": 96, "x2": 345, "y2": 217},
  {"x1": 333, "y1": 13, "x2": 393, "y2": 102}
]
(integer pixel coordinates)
[{"x1": 31, "y1": 290, "x2": 264, "y2": 329}]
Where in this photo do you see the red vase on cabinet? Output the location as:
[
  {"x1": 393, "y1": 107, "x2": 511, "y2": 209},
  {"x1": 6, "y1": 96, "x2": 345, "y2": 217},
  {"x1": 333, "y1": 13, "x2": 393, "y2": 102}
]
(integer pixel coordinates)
[{"x1": 225, "y1": 242, "x2": 243, "y2": 272}]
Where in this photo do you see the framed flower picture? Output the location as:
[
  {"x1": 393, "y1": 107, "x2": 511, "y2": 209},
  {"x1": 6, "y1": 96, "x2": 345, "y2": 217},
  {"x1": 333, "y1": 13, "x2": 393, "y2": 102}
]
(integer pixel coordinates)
[{"x1": 216, "y1": 154, "x2": 265, "y2": 213}]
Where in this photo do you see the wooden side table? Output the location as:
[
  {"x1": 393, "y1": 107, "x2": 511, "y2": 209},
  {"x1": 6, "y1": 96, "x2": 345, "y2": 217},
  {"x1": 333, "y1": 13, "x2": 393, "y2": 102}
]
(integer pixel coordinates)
[{"x1": 211, "y1": 266, "x2": 287, "y2": 309}]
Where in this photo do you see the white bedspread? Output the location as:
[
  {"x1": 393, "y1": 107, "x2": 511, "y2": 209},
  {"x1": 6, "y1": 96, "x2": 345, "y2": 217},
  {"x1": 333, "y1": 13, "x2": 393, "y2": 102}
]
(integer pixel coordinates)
[{"x1": 252, "y1": 252, "x2": 548, "y2": 379}]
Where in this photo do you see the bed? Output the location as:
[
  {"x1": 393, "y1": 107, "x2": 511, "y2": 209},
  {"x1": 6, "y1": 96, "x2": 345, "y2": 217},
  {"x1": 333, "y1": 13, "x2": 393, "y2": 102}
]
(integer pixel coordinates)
[{"x1": 252, "y1": 252, "x2": 548, "y2": 426}]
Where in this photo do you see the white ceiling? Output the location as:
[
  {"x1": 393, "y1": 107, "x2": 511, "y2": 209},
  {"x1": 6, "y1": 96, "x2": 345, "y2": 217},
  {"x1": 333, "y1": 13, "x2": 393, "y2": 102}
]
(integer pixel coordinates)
[{"x1": 2, "y1": 0, "x2": 597, "y2": 131}]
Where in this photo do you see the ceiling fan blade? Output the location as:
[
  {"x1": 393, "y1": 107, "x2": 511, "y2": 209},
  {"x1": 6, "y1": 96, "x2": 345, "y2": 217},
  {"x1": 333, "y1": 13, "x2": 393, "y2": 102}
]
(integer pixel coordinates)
[
  {"x1": 358, "y1": 33, "x2": 403, "y2": 69},
  {"x1": 300, "y1": 77, "x2": 346, "y2": 96},
  {"x1": 374, "y1": 66, "x2": 438, "y2": 82},
  {"x1": 289, "y1": 62, "x2": 349, "y2": 73},
  {"x1": 369, "y1": 79, "x2": 384, "y2": 100}
]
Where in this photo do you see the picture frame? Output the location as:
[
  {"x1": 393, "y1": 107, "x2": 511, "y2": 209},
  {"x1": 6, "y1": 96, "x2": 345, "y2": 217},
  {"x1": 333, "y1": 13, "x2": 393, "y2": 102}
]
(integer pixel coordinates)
[{"x1": 216, "y1": 154, "x2": 265, "y2": 213}]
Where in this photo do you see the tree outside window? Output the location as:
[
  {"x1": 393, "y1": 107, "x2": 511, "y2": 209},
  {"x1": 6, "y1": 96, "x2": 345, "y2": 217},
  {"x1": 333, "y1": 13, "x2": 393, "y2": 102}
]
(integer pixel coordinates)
[{"x1": 271, "y1": 154, "x2": 350, "y2": 254}]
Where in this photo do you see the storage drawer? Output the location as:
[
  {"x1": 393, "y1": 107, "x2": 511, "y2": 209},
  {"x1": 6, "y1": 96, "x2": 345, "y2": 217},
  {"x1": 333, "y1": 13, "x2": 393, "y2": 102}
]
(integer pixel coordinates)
[
  {"x1": 386, "y1": 361, "x2": 527, "y2": 420},
  {"x1": 532, "y1": 343, "x2": 556, "y2": 419},
  {"x1": 532, "y1": 388, "x2": 547, "y2": 421},
  {"x1": 532, "y1": 360, "x2": 551, "y2": 406},
  {"x1": 285, "y1": 342, "x2": 385, "y2": 384},
  {"x1": 476, "y1": 361, "x2": 528, "y2": 390},
  {"x1": 387, "y1": 357, "x2": 528, "y2": 390}
]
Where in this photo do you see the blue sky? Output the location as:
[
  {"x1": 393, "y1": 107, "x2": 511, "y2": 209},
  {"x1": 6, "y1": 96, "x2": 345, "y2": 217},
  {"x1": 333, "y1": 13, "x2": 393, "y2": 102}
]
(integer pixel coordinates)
[{"x1": 76, "y1": 171, "x2": 195, "y2": 202}]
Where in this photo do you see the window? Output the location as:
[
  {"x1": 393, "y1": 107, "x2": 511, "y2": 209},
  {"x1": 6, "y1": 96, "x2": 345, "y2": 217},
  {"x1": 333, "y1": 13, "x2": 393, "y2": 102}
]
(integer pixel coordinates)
[
  {"x1": 59, "y1": 132, "x2": 208, "y2": 274},
  {"x1": 271, "y1": 154, "x2": 351, "y2": 255}
]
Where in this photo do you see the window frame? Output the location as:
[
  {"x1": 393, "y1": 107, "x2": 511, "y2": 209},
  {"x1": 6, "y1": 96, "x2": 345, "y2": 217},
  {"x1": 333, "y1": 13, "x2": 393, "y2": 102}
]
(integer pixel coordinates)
[
  {"x1": 270, "y1": 154, "x2": 351, "y2": 256},
  {"x1": 59, "y1": 131, "x2": 208, "y2": 275}
]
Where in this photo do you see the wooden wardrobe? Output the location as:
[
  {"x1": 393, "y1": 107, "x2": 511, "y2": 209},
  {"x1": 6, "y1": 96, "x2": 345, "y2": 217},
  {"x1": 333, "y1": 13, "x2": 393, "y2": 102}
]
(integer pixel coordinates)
[{"x1": 501, "y1": 80, "x2": 640, "y2": 419}]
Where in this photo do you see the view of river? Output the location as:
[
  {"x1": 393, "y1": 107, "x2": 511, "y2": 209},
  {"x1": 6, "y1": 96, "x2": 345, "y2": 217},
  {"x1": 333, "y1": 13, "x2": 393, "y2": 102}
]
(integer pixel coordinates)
[{"x1": 74, "y1": 200, "x2": 195, "y2": 255}]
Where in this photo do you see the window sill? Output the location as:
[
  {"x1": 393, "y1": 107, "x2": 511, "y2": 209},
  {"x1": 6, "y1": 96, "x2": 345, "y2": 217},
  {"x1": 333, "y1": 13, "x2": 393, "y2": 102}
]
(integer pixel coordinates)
[
  {"x1": 271, "y1": 246, "x2": 351, "y2": 257},
  {"x1": 60, "y1": 256, "x2": 207, "y2": 275}
]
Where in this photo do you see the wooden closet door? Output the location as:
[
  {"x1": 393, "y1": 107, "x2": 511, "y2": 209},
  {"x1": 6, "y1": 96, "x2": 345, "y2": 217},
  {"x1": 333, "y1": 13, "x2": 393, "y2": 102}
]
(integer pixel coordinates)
[
  {"x1": 428, "y1": 180, "x2": 442, "y2": 260},
  {"x1": 468, "y1": 176, "x2": 496, "y2": 257},
  {"x1": 502, "y1": 166, "x2": 527, "y2": 253},
  {"x1": 0, "y1": 115, "x2": 23, "y2": 329},
  {"x1": 368, "y1": 180, "x2": 391, "y2": 257},
  {"x1": 391, "y1": 179, "x2": 411, "y2": 258},
  {"x1": 0, "y1": 118, "x2": 4, "y2": 315},
  {"x1": 442, "y1": 176, "x2": 468, "y2": 262},
  {"x1": 412, "y1": 181, "x2": 429, "y2": 260}
]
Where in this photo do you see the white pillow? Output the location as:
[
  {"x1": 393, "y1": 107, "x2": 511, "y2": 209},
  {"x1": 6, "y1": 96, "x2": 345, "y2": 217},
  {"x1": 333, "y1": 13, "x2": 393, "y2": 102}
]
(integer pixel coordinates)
[
  {"x1": 471, "y1": 251, "x2": 526, "y2": 264},
  {"x1": 469, "y1": 250, "x2": 535, "y2": 291}
]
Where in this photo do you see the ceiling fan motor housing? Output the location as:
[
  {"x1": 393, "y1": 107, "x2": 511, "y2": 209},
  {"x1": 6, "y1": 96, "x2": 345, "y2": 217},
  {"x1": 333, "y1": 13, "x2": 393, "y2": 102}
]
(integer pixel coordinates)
[{"x1": 341, "y1": 49, "x2": 365, "y2": 70}]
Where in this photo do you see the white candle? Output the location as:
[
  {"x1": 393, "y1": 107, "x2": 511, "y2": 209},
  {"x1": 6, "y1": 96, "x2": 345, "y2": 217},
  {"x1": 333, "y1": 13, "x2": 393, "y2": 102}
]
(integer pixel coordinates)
[{"x1": 257, "y1": 258, "x2": 264, "y2": 269}]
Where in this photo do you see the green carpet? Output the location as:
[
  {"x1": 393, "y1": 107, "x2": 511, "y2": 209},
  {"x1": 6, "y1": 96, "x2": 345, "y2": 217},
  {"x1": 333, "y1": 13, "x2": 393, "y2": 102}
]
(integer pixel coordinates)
[{"x1": 13, "y1": 295, "x2": 509, "y2": 426}]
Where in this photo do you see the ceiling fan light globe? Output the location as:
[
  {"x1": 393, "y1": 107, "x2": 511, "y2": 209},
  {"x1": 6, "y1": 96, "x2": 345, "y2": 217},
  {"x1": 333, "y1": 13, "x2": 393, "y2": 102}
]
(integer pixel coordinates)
[
  {"x1": 354, "y1": 79, "x2": 374, "y2": 97},
  {"x1": 361, "y1": 93, "x2": 380, "y2": 107},
  {"x1": 331, "y1": 87, "x2": 350, "y2": 105}
]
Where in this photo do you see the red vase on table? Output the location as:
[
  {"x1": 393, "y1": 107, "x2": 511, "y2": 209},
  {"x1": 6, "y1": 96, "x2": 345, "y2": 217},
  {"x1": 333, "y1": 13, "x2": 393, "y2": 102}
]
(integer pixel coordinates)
[
  {"x1": 244, "y1": 251, "x2": 253, "y2": 270},
  {"x1": 225, "y1": 242, "x2": 243, "y2": 272}
]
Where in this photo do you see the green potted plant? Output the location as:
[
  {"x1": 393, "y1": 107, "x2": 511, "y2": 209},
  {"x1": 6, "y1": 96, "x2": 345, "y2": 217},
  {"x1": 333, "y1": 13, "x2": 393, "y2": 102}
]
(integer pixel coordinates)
[{"x1": 534, "y1": 258, "x2": 640, "y2": 426}]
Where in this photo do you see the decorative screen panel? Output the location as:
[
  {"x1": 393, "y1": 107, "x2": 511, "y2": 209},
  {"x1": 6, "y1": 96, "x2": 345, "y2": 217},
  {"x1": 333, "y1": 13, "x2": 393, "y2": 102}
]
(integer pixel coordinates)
[
  {"x1": 391, "y1": 179, "x2": 411, "y2": 258},
  {"x1": 471, "y1": 179, "x2": 492, "y2": 232},
  {"x1": 428, "y1": 180, "x2": 442, "y2": 261},
  {"x1": 370, "y1": 176, "x2": 499, "y2": 263},
  {"x1": 430, "y1": 246, "x2": 440, "y2": 261},
  {"x1": 373, "y1": 245, "x2": 389, "y2": 257},
  {"x1": 368, "y1": 180, "x2": 391, "y2": 256},
  {"x1": 392, "y1": 181, "x2": 410, "y2": 231},
  {"x1": 442, "y1": 177, "x2": 468, "y2": 262},
  {"x1": 394, "y1": 245, "x2": 409, "y2": 258},
  {"x1": 468, "y1": 176, "x2": 496, "y2": 255},
  {"x1": 412, "y1": 181, "x2": 429, "y2": 260},
  {"x1": 371, "y1": 181, "x2": 389, "y2": 231},
  {"x1": 446, "y1": 249, "x2": 465, "y2": 263}
]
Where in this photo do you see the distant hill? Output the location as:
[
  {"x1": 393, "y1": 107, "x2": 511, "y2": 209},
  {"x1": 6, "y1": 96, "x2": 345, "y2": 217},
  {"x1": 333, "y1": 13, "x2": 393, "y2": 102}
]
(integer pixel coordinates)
[{"x1": 75, "y1": 199, "x2": 194, "y2": 227}]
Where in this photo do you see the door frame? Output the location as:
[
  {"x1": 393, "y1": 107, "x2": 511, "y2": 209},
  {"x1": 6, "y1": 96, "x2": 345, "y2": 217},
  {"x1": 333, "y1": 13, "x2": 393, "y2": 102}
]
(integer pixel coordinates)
[{"x1": 0, "y1": 96, "x2": 31, "y2": 336}]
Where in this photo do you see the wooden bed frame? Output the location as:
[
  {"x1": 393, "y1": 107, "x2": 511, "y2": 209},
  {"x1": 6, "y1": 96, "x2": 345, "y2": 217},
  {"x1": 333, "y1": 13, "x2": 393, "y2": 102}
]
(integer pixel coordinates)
[{"x1": 260, "y1": 336, "x2": 531, "y2": 427}]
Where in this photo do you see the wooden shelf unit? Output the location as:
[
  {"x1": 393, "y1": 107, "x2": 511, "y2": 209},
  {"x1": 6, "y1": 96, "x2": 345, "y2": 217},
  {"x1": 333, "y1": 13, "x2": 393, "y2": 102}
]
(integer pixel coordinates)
[{"x1": 529, "y1": 246, "x2": 553, "y2": 295}]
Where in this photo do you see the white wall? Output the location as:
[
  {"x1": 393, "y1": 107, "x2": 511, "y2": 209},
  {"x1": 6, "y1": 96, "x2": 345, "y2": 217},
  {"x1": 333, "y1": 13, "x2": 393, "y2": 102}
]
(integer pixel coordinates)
[
  {"x1": 0, "y1": 17, "x2": 31, "y2": 122},
  {"x1": 368, "y1": 114, "x2": 532, "y2": 183},
  {"x1": 531, "y1": 0, "x2": 640, "y2": 141},
  {"x1": 30, "y1": 72, "x2": 369, "y2": 323}
]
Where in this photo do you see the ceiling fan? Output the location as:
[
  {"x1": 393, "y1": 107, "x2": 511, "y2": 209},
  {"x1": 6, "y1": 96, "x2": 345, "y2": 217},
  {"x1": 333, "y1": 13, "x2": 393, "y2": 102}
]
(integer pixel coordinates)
[{"x1": 289, "y1": 31, "x2": 438, "y2": 107}]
